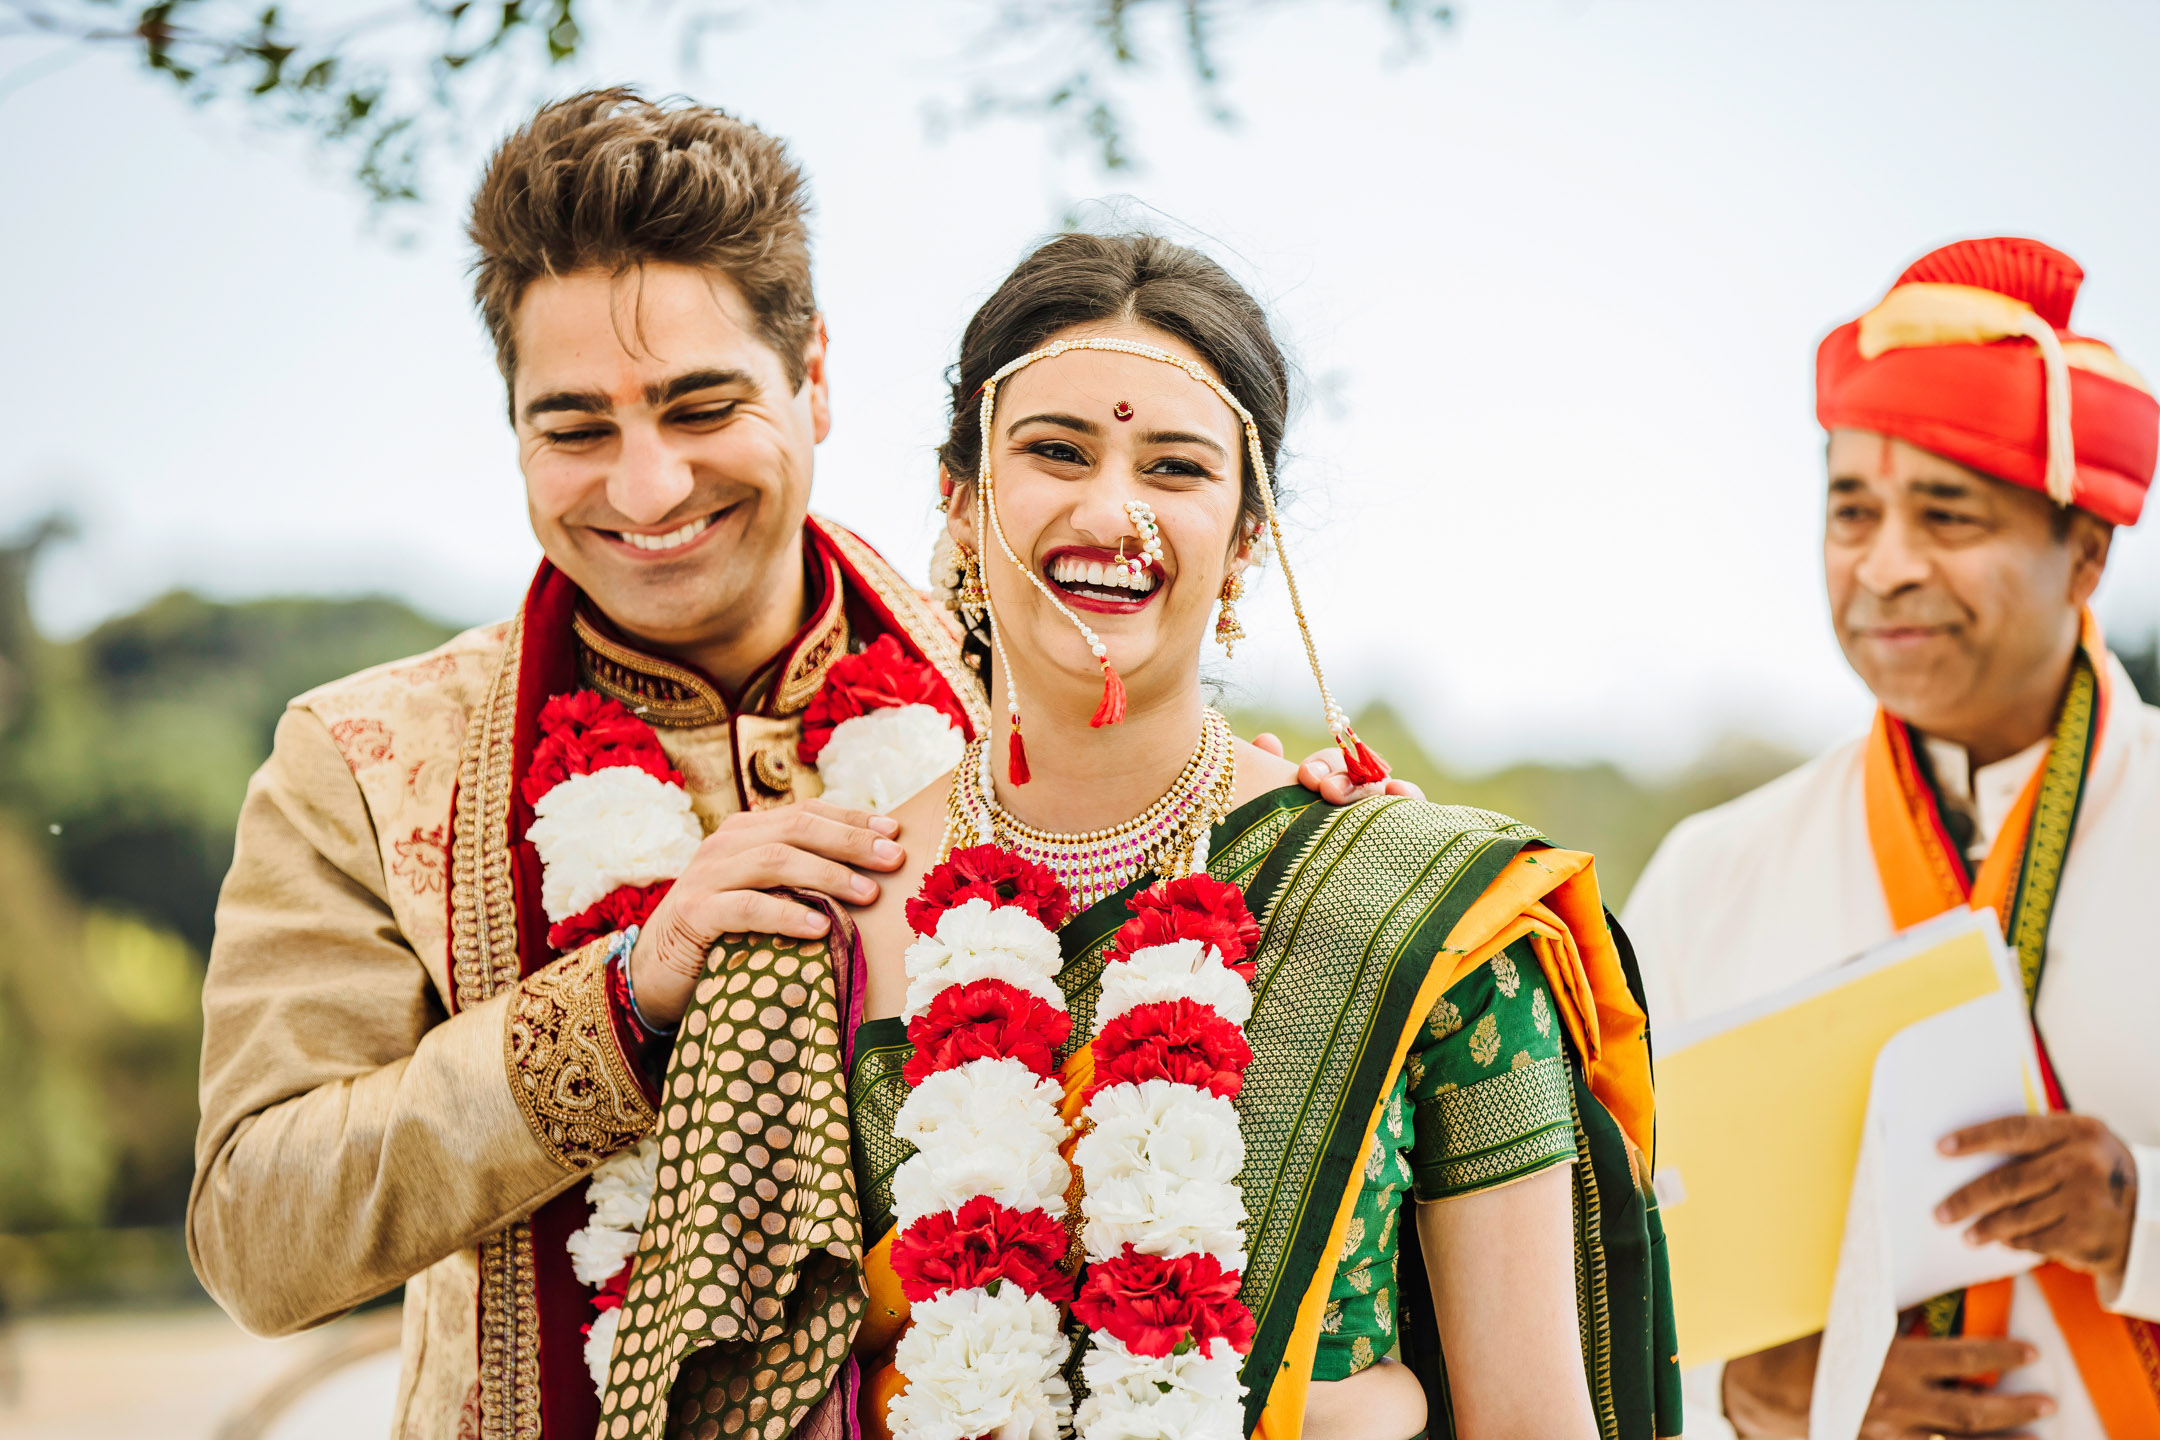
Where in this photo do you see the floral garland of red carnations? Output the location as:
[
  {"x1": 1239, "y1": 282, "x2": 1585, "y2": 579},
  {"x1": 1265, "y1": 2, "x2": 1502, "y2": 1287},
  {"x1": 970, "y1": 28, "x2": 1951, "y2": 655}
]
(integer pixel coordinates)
[
  {"x1": 885, "y1": 846, "x2": 1263, "y2": 1440},
  {"x1": 524, "y1": 637, "x2": 970, "y2": 1394}
]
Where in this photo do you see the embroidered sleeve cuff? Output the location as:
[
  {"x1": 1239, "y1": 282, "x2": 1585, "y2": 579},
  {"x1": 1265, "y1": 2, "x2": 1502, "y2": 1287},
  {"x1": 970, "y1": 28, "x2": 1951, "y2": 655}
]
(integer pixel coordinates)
[
  {"x1": 1409, "y1": 1055, "x2": 1577, "y2": 1201},
  {"x1": 2103, "y1": 1142, "x2": 2160, "y2": 1320},
  {"x1": 504, "y1": 936, "x2": 658, "y2": 1171}
]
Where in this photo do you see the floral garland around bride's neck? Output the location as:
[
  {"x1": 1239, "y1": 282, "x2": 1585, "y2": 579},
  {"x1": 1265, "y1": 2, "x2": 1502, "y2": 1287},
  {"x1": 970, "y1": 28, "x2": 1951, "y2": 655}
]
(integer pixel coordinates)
[
  {"x1": 1072, "y1": 873, "x2": 1260, "y2": 1438},
  {"x1": 888, "y1": 845, "x2": 1079, "y2": 1439},
  {"x1": 885, "y1": 827, "x2": 1263, "y2": 1438},
  {"x1": 522, "y1": 634, "x2": 971, "y2": 1393}
]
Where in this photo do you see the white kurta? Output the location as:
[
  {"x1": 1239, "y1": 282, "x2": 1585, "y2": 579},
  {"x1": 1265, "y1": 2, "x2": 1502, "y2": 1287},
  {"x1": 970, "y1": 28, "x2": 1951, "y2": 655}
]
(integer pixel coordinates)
[{"x1": 1624, "y1": 654, "x2": 2160, "y2": 1440}]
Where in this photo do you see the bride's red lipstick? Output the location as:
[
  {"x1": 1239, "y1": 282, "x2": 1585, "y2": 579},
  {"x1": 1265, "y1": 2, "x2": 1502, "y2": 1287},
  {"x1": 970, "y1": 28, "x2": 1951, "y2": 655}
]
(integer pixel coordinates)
[{"x1": 1041, "y1": 545, "x2": 1166, "y2": 615}]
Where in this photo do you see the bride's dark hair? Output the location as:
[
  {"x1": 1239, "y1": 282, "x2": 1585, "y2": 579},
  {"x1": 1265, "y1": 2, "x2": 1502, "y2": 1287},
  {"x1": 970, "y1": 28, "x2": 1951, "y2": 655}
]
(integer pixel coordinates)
[{"x1": 938, "y1": 231, "x2": 1292, "y2": 675}]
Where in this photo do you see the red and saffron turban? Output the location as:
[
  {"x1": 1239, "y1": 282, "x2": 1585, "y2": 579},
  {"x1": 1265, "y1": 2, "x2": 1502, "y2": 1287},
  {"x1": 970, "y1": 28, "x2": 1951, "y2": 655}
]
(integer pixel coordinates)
[{"x1": 1816, "y1": 236, "x2": 2159, "y2": 525}]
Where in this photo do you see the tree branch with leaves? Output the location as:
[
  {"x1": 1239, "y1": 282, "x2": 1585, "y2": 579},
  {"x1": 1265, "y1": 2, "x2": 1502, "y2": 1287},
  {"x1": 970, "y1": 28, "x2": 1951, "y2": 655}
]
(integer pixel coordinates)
[{"x1": 3, "y1": 0, "x2": 1451, "y2": 203}]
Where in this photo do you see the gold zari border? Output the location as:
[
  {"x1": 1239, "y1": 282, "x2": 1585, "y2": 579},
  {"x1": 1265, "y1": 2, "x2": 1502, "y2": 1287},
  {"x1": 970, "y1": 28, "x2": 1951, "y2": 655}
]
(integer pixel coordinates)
[
  {"x1": 450, "y1": 615, "x2": 543, "y2": 1440},
  {"x1": 2009, "y1": 656, "x2": 2095, "y2": 1000},
  {"x1": 771, "y1": 552, "x2": 849, "y2": 717},
  {"x1": 451, "y1": 613, "x2": 525, "y2": 1007}
]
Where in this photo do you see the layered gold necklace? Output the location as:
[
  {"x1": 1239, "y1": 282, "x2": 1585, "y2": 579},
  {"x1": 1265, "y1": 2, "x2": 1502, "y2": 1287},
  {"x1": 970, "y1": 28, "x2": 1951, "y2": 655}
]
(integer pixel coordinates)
[{"x1": 945, "y1": 707, "x2": 1238, "y2": 910}]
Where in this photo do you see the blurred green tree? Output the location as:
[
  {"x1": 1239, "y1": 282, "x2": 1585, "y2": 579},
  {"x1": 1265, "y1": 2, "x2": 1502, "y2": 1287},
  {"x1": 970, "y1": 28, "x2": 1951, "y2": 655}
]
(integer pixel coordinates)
[
  {"x1": 0, "y1": 0, "x2": 1455, "y2": 202},
  {"x1": 0, "y1": 520, "x2": 454, "y2": 1242},
  {"x1": 1225, "y1": 699, "x2": 1806, "y2": 908}
]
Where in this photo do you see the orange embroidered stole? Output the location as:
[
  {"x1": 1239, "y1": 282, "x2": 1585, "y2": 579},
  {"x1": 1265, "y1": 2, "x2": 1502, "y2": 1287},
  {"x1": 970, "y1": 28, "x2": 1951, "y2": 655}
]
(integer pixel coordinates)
[{"x1": 1863, "y1": 612, "x2": 2160, "y2": 1438}]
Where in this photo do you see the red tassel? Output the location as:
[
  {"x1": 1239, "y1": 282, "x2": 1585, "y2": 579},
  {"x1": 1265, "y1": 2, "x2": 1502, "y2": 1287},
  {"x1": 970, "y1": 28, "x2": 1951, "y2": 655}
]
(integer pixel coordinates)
[
  {"x1": 1341, "y1": 736, "x2": 1389, "y2": 787},
  {"x1": 1008, "y1": 727, "x2": 1032, "y2": 785},
  {"x1": 1090, "y1": 663, "x2": 1128, "y2": 728}
]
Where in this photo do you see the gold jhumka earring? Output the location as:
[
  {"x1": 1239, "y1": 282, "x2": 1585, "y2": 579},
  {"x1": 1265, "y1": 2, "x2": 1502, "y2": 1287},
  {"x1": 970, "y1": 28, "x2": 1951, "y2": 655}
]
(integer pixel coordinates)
[
  {"x1": 1214, "y1": 574, "x2": 1246, "y2": 656},
  {"x1": 972, "y1": 336, "x2": 1388, "y2": 787},
  {"x1": 947, "y1": 539, "x2": 988, "y2": 621}
]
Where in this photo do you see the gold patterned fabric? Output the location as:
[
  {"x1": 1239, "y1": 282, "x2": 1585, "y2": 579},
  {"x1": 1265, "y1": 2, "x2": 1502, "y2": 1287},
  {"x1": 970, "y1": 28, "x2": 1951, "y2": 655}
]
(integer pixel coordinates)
[
  {"x1": 573, "y1": 535, "x2": 852, "y2": 732},
  {"x1": 506, "y1": 937, "x2": 661, "y2": 1170},
  {"x1": 597, "y1": 917, "x2": 865, "y2": 1440}
]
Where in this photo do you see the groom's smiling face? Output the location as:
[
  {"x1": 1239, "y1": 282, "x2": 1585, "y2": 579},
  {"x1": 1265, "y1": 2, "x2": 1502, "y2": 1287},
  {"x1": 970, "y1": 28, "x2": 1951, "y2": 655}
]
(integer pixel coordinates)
[{"x1": 512, "y1": 261, "x2": 829, "y2": 668}]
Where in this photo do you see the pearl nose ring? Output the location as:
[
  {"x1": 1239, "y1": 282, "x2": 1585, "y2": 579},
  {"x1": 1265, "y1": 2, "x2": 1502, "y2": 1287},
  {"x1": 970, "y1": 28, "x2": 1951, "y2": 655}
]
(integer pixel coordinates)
[{"x1": 1122, "y1": 500, "x2": 1163, "y2": 578}]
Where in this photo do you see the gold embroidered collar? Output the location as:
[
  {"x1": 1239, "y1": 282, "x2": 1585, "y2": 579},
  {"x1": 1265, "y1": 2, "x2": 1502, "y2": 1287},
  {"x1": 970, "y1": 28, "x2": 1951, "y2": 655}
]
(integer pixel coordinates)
[{"x1": 573, "y1": 543, "x2": 850, "y2": 729}]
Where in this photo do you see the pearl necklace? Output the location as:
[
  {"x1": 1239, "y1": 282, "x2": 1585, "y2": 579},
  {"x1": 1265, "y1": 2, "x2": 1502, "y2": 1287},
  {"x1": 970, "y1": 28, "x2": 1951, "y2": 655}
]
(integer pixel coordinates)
[{"x1": 946, "y1": 708, "x2": 1237, "y2": 911}]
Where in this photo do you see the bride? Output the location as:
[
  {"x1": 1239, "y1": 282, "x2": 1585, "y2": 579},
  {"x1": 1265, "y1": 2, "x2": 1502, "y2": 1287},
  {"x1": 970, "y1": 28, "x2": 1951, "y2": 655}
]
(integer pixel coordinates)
[{"x1": 599, "y1": 233, "x2": 1678, "y2": 1440}]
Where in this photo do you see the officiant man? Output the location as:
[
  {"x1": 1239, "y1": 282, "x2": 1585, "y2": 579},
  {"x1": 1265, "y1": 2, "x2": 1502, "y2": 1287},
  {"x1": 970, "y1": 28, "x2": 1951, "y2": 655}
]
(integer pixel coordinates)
[
  {"x1": 184, "y1": 88, "x2": 1396, "y2": 1440},
  {"x1": 1625, "y1": 237, "x2": 2160, "y2": 1439}
]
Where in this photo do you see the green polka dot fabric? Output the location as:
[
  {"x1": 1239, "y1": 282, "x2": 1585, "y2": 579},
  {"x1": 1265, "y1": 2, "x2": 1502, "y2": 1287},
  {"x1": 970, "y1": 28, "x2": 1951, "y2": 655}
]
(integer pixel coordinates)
[{"x1": 1311, "y1": 936, "x2": 1576, "y2": 1381}]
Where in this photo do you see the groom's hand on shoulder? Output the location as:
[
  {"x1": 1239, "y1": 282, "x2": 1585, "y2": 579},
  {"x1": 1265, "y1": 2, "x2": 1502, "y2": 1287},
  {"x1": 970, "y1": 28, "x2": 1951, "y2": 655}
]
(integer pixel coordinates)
[
  {"x1": 627, "y1": 800, "x2": 905, "y2": 1027},
  {"x1": 1252, "y1": 732, "x2": 1427, "y2": 805}
]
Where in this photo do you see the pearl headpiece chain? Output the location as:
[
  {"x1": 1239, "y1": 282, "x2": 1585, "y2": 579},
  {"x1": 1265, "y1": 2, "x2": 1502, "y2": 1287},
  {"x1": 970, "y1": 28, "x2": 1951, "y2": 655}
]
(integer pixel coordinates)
[{"x1": 972, "y1": 334, "x2": 1388, "y2": 787}]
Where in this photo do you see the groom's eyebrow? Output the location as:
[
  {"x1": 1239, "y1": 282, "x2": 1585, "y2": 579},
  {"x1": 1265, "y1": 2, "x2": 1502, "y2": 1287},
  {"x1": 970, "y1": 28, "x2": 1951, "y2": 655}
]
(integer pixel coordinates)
[
  {"x1": 648, "y1": 368, "x2": 756, "y2": 406},
  {"x1": 523, "y1": 388, "x2": 614, "y2": 421}
]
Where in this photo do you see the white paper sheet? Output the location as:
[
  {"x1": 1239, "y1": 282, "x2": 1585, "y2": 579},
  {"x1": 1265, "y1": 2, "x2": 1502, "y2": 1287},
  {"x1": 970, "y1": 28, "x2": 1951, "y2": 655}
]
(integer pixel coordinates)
[
  {"x1": 1808, "y1": 960, "x2": 2047, "y2": 1440},
  {"x1": 1876, "y1": 993, "x2": 2048, "y2": 1309}
]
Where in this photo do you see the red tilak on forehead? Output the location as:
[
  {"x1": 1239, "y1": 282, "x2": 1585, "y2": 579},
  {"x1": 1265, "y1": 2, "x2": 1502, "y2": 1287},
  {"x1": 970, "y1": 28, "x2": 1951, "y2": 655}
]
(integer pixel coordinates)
[
  {"x1": 1878, "y1": 432, "x2": 1896, "y2": 476},
  {"x1": 1113, "y1": 402, "x2": 1134, "y2": 421}
]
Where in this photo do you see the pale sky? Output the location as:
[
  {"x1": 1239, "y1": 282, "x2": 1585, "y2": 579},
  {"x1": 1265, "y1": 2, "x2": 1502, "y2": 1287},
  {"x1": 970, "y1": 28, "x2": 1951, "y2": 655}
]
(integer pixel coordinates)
[{"x1": 6, "y1": 0, "x2": 2160, "y2": 769}]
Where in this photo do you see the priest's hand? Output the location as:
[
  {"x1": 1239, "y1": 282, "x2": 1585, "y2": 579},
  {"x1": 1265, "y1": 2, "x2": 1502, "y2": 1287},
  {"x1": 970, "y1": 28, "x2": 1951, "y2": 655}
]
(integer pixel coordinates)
[
  {"x1": 1252, "y1": 732, "x2": 1427, "y2": 804},
  {"x1": 1723, "y1": 1328, "x2": 2052, "y2": 1438},
  {"x1": 1937, "y1": 1112, "x2": 2141, "y2": 1290},
  {"x1": 627, "y1": 799, "x2": 904, "y2": 1028}
]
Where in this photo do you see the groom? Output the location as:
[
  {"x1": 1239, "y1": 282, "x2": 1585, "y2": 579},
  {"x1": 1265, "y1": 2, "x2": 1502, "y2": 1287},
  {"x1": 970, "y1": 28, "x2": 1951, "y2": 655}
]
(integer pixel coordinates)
[{"x1": 187, "y1": 88, "x2": 1394, "y2": 1439}]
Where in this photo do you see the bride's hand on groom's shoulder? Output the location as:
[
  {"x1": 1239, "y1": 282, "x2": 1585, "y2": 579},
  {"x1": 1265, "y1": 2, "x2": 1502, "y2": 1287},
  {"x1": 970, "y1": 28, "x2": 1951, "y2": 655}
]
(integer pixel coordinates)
[
  {"x1": 1251, "y1": 732, "x2": 1426, "y2": 806},
  {"x1": 626, "y1": 801, "x2": 906, "y2": 1028}
]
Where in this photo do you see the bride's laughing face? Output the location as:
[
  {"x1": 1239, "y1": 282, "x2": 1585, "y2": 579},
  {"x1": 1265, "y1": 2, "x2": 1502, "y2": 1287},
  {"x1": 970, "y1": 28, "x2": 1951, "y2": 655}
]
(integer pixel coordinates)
[{"x1": 949, "y1": 322, "x2": 1251, "y2": 722}]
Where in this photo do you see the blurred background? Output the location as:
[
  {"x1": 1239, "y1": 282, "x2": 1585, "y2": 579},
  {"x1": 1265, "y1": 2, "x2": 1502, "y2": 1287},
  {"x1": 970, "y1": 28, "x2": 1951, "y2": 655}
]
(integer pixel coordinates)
[{"x1": 4, "y1": 0, "x2": 2160, "y2": 1433}]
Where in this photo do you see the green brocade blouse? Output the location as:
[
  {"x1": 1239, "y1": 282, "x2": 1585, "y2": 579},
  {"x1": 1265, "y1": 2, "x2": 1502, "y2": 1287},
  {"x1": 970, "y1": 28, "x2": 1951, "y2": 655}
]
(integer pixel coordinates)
[{"x1": 1312, "y1": 937, "x2": 1577, "y2": 1380}]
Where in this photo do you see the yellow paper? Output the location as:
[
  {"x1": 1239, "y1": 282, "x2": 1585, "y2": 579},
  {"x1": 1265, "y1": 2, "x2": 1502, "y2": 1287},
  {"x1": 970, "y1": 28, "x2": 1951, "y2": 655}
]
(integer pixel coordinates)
[{"x1": 1654, "y1": 910, "x2": 2015, "y2": 1368}]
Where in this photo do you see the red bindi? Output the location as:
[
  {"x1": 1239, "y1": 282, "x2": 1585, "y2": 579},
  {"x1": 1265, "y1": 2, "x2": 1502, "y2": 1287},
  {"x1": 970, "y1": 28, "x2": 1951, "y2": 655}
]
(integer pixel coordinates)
[{"x1": 1113, "y1": 402, "x2": 1134, "y2": 421}]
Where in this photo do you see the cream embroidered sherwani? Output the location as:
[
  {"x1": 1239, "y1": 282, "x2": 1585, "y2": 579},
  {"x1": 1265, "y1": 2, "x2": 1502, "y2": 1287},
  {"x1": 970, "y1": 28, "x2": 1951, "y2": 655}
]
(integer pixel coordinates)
[
  {"x1": 1623, "y1": 654, "x2": 2160, "y2": 1440},
  {"x1": 187, "y1": 520, "x2": 980, "y2": 1439}
]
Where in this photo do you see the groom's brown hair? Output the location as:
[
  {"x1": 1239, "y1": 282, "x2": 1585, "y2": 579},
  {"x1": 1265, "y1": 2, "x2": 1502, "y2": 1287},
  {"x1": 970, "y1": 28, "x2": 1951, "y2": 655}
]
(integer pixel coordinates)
[{"x1": 468, "y1": 87, "x2": 817, "y2": 399}]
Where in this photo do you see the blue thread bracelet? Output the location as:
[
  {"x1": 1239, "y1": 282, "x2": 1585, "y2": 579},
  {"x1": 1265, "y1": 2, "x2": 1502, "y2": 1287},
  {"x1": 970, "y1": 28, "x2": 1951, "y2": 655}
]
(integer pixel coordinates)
[{"x1": 611, "y1": 925, "x2": 678, "y2": 1037}]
